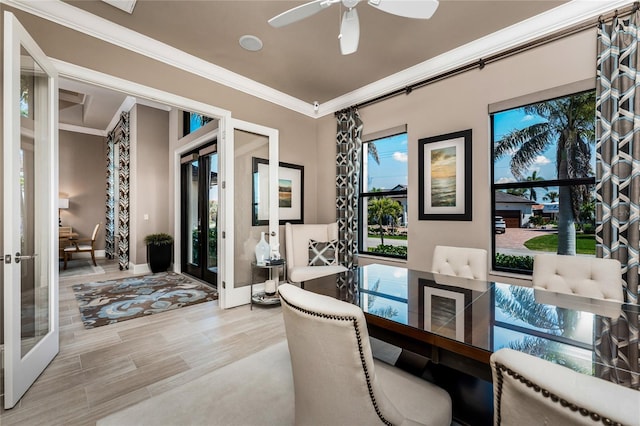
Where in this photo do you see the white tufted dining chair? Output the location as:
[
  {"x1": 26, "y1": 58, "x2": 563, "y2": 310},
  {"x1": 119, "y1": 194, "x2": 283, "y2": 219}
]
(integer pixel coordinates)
[
  {"x1": 532, "y1": 254, "x2": 623, "y2": 302},
  {"x1": 278, "y1": 283, "x2": 452, "y2": 426},
  {"x1": 431, "y1": 245, "x2": 488, "y2": 281},
  {"x1": 491, "y1": 348, "x2": 639, "y2": 426}
]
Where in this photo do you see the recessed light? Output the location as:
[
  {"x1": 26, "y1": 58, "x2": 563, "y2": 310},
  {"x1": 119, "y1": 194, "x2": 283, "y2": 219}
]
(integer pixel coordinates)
[{"x1": 239, "y1": 35, "x2": 263, "y2": 52}]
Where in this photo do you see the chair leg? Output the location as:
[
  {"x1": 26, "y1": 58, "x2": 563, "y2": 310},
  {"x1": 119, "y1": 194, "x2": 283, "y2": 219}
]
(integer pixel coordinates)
[
  {"x1": 63, "y1": 252, "x2": 68, "y2": 270},
  {"x1": 91, "y1": 250, "x2": 97, "y2": 266}
]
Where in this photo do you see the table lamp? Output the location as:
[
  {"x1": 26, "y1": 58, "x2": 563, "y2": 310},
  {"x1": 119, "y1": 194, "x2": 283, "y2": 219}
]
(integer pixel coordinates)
[{"x1": 58, "y1": 197, "x2": 69, "y2": 226}]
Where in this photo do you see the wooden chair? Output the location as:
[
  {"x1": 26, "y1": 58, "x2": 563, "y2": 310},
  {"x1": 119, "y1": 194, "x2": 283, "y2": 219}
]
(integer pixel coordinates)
[{"x1": 63, "y1": 223, "x2": 100, "y2": 270}]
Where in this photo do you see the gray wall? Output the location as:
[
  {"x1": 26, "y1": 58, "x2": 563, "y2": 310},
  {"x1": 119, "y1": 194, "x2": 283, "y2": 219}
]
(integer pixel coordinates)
[
  {"x1": 131, "y1": 104, "x2": 171, "y2": 265},
  {"x1": 59, "y1": 130, "x2": 107, "y2": 249},
  {"x1": 315, "y1": 29, "x2": 597, "y2": 282}
]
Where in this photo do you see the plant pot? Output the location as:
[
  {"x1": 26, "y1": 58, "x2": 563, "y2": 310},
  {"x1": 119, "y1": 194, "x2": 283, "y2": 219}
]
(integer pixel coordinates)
[{"x1": 147, "y1": 243, "x2": 172, "y2": 273}]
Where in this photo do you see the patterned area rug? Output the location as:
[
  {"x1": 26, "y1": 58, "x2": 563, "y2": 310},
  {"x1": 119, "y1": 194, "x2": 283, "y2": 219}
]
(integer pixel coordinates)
[{"x1": 72, "y1": 272, "x2": 218, "y2": 329}]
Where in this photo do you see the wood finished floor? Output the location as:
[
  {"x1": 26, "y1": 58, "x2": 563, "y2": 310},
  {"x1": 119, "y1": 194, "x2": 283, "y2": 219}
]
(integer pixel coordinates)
[{"x1": 0, "y1": 259, "x2": 286, "y2": 425}]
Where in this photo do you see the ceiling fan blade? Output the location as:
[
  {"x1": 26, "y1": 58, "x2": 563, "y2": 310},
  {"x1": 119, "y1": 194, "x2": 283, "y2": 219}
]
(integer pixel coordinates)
[
  {"x1": 339, "y1": 8, "x2": 360, "y2": 55},
  {"x1": 367, "y1": 0, "x2": 439, "y2": 19},
  {"x1": 268, "y1": 0, "x2": 333, "y2": 28}
]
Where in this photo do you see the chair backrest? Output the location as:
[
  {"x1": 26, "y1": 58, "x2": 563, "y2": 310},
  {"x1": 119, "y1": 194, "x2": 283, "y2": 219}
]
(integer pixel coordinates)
[
  {"x1": 532, "y1": 254, "x2": 623, "y2": 302},
  {"x1": 91, "y1": 223, "x2": 100, "y2": 242},
  {"x1": 431, "y1": 245, "x2": 488, "y2": 280},
  {"x1": 278, "y1": 283, "x2": 405, "y2": 425},
  {"x1": 491, "y1": 348, "x2": 639, "y2": 426},
  {"x1": 284, "y1": 222, "x2": 339, "y2": 269}
]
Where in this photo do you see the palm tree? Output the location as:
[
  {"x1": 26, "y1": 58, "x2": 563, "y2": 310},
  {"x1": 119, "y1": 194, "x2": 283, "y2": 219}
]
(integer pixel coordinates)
[
  {"x1": 368, "y1": 197, "x2": 403, "y2": 245},
  {"x1": 525, "y1": 171, "x2": 545, "y2": 201},
  {"x1": 368, "y1": 141, "x2": 380, "y2": 164},
  {"x1": 494, "y1": 91, "x2": 595, "y2": 255},
  {"x1": 543, "y1": 191, "x2": 559, "y2": 202}
]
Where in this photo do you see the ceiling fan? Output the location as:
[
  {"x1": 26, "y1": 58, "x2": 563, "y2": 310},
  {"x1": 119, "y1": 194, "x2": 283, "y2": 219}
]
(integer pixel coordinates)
[{"x1": 268, "y1": 0, "x2": 439, "y2": 55}]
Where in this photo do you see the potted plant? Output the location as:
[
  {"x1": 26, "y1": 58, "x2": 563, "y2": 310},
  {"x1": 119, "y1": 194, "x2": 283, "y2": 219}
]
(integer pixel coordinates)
[{"x1": 144, "y1": 233, "x2": 174, "y2": 273}]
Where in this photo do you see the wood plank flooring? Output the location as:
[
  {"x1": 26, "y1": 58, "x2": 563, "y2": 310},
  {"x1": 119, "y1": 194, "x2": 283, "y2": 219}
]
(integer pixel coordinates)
[{"x1": 0, "y1": 260, "x2": 286, "y2": 425}]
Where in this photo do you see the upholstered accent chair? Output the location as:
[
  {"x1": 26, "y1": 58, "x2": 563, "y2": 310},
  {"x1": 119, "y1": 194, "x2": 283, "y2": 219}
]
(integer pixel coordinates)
[
  {"x1": 532, "y1": 254, "x2": 623, "y2": 302},
  {"x1": 63, "y1": 223, "x2": 100, "y2": 270},
  {"x1": 278, "y1": 283, "x2": 452, "y2": 426},
  {"x1": 431, "y1": 245, "x2": 488, "y2": 280},
  {"x1": 491, "y1": 348, "x2": 639, "y2": 426},
  {"x1": 284, "y1": 222, "x2": 347, "y2": 284}
]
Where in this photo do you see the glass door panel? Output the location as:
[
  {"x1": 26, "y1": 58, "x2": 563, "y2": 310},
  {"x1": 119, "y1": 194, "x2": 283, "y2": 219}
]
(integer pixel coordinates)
[
  {"x1": 233, "y1": 130, "x2": 269, "y2": 288},
  {"x1": 205, "y1": 151, "x2": 218, "y2": 281},
  {"x1": 4, "y1": 12, "x2": 58, "y2": 408},
  {"x1": 180, "y1": 144, "x2": 217, "y2": 286}
]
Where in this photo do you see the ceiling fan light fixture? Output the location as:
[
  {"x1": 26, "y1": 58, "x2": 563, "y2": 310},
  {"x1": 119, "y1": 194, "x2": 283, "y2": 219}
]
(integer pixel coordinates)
[{"x1": 239, "y1": 35, "x2": 263, "y2": 52}]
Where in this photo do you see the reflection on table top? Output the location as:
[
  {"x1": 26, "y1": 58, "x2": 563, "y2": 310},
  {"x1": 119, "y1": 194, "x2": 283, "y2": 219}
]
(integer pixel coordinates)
[{"x1": 302, "y1": 263, "x2": 639, "y2": 388}]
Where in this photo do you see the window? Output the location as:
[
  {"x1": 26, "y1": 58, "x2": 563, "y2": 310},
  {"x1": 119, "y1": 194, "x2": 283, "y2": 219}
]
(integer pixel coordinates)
[
  {"x1": 182, "y1": 111, "x2": 213, "y2": 137},
  {"x1": 491, "y1": 90, "x2": 596, "y2": 274},
  {"x1": 359, "y1": 129, "x2": 408, "y2": 259}
]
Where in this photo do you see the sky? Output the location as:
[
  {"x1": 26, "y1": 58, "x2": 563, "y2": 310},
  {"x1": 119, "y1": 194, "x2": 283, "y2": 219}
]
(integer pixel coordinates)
[
  {"x1": 365, "y1": 133, "x2": 408, "y2": 190},
  {"x1": 493, "y1": 107, "x2": 596, "y2": 186},
  {"x1": 493, "y1": 108, "x2": 554, "y2": 184}
]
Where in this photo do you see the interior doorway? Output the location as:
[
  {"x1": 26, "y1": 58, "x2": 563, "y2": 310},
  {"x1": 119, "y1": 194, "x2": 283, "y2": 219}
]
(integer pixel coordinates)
[{"x1": 180, "y1": 142, "x2": 218, "y2": 287}]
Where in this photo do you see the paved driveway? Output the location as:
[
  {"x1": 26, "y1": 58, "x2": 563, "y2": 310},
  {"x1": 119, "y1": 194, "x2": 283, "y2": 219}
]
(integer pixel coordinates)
[{"x1": 496, "y1": 227, "x2": 556, "y2": 255}]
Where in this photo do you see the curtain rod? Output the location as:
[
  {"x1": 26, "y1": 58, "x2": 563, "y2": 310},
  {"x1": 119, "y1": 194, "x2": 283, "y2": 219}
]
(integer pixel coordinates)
[{"x1": 336, "y1": 2, "x2": 639, "y2": 115}]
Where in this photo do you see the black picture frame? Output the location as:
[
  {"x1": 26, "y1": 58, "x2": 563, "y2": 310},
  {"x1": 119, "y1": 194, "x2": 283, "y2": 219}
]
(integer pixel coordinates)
[
  {"x1": 252, "y1": 158, "x2": 304, "y2": 226},
  {"x1": 418, "y1": 129, "x2": 472, "y2": 221}
]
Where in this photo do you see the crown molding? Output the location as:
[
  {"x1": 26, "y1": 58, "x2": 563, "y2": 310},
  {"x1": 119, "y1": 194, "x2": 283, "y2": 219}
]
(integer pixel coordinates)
[
  {"x1": 59, "y1": 123, "x2": 107, "y2": 137},
  {"x1": 1, "y1": 0, "x2": 317, "y2": 117},
  {"x1": 2, "y1": 0, "x2": 631, "y2": 119},
  {"x1": 318, "y1": 0, "x2": 633, "y2": 116}
]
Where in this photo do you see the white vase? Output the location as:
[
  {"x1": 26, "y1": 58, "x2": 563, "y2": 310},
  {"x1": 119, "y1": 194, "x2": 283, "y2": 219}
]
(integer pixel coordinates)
[{"x1": 255, "y1": 232, "x2": 270, "y2": 265}]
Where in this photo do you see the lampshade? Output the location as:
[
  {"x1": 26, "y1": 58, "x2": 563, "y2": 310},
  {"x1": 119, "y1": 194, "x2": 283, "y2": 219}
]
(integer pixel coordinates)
[{"x1": 58, "y1": 198, "x2": 69, "y2": 209}]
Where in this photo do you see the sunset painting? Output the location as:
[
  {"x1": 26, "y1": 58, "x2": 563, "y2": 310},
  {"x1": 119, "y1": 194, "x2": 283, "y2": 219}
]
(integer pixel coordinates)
[
  {"x1": 279, "y1": 178, "x2": 292, "y2": 207},
  {"x1": 430, "y1": 146, "x2": 457, "y2": 207}
]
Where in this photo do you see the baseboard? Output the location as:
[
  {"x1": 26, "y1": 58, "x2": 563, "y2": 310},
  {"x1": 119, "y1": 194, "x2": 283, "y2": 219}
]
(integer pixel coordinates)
[{"x1": 130, "y1": 263, "x2": 151, "y2": 274}]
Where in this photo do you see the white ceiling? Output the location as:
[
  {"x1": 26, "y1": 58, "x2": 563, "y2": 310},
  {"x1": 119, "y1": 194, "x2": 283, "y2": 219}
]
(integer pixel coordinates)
[{"x1": 37, "y1": 0, "x2": 626, "y2": 131}]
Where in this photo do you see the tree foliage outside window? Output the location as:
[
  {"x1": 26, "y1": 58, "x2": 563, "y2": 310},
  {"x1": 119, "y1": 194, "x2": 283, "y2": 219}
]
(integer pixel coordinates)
[
  {"x1": 492, "y1": 90, "x2": 596, "y2": 274},
  {"x1": 359, "y1": 132, "x2": 408, "y2": 259}
]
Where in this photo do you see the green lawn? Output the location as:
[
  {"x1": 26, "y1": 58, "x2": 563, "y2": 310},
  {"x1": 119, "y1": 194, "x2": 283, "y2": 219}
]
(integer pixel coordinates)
[{"x1": 523, "y1": 233, "x2": 595, "y2": 255}]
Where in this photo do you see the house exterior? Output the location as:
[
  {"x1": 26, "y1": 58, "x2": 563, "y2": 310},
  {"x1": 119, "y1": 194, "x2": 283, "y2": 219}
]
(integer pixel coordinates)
[{"x1": 494, "y1": 191, "x2": 536, "y2": 228}]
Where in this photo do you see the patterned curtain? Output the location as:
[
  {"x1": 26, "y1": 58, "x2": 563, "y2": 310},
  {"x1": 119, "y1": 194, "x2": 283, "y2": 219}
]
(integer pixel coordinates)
[
  {"x1": 105, "y1": 112, "x2": 131, "y2": 270},
  {"x1": 595, "y1": 10, "x2": 640, "y2": 389},
  {"x1": 336, "y1": 108, "x2": 363, "y2": 271}
]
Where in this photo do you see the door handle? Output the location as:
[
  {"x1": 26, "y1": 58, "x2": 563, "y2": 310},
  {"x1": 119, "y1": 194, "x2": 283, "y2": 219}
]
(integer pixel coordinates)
[
  {"x1": 270, "y1": 231, "x2": 276, "y2": 237},
  {"x1": 14, "y1": 252, "x2": 38, "y2": 263}
]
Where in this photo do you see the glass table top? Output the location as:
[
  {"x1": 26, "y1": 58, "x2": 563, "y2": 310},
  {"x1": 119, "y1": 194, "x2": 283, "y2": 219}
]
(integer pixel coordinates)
[{"x1": 302, "y1": 263, "x2": 639, "y2": 387}]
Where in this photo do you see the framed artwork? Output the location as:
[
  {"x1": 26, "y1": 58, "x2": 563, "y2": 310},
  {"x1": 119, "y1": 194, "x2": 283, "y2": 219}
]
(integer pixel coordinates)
[
  {"x1": 252, "y1": 158, "x2": 304, "y2": 225},
  {"x1": 418, "y1": 129, "x2": 472, "y2": 221},
  {"x1": 418, "y1": 279, "x2": 472, "y2": 343}
]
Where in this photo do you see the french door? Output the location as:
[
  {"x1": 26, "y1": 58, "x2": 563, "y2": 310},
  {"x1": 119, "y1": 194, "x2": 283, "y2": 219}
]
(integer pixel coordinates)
[
  {"x1": 3, "y1": 12, "x2": 59, "y2": 408},
  {"x1": 218, "y1": 119, "x2": 279, "y2": 308},
  {"x1": 180, "y1": 142, "x2": 218, "y2": 286}
]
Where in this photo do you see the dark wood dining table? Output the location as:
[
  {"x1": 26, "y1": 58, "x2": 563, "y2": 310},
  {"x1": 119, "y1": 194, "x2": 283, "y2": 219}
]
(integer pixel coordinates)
[{"x1": 302, "y1": 263, "x2": 639, "y2": 425}]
